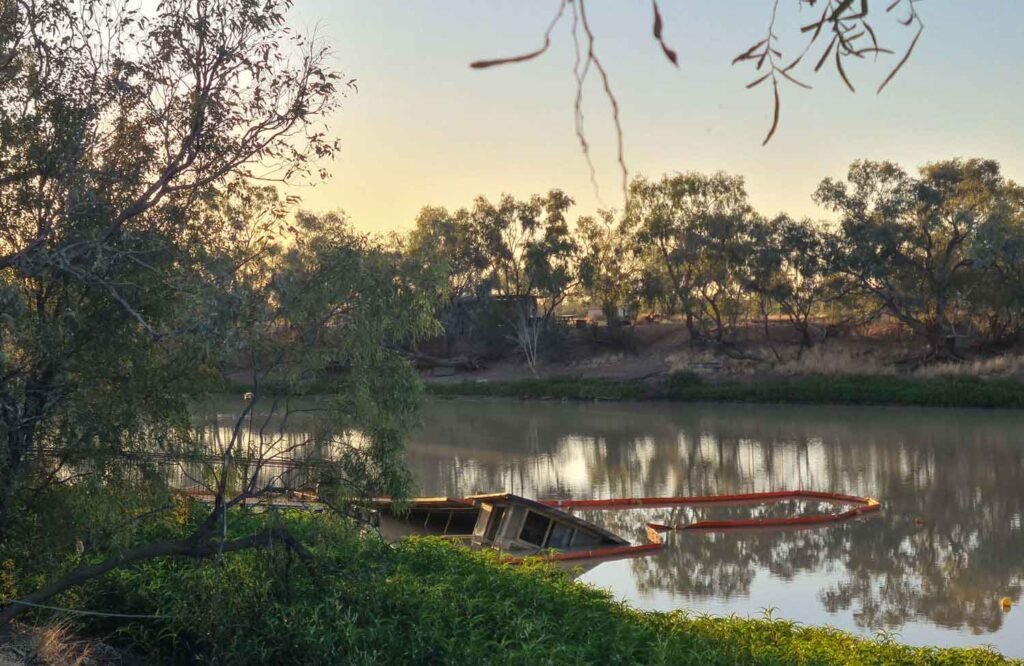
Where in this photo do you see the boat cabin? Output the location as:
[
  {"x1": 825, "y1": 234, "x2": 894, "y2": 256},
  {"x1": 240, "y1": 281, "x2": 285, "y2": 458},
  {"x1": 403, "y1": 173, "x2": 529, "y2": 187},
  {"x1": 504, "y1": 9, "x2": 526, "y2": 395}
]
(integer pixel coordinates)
[
  {"x1": 465, "y1": 493, "x2": 627, "y2": 554},
  {"x1": 372, "y1": 493, "x2": 628, "y2": 555},
  {"x1": 373, "y1": 497, "x2": 481, "y2": 543}
]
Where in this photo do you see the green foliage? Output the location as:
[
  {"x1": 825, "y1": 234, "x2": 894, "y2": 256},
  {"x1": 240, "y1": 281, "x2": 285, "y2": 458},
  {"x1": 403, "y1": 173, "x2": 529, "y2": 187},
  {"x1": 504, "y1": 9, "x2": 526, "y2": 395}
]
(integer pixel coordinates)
[
  {"x1": 427, "y1": 373, "x2": 1024, "y2": 409},
  {"x1": 29, "y1": 510, "x2": 1015, "y2": 665},
  {"x1": 817, "y1": 159, "x2": 1024, "y2": 355},
  {"x1": 625, "y1": 172, "x2": 755, "y2": 339},
  {"x1": 427, "y1": 378, "x2": 648, "y2": 401},
  {"x1": 576, "y1": 210, "x2": 641, "y2": 323},
  {"x1": 409, "y1": 191, "x2": 581, "y2": 368},
  {"x1": 658, "y1": 373, "x2": 1024, "y2": 408},
  {"x1": 0, "y1": 0, "x2": 347, "y2": 532},
  {"x1": 407, "y1": 206, "x2": 490, "y2": 303}
]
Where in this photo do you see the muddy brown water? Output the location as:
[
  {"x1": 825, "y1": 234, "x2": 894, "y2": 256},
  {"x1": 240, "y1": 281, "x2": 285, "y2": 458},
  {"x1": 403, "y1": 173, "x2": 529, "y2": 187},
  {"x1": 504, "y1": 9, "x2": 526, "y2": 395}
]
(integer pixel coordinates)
[{"x1": 195, "y1": 397, "x2": 1024, "y2": 656}]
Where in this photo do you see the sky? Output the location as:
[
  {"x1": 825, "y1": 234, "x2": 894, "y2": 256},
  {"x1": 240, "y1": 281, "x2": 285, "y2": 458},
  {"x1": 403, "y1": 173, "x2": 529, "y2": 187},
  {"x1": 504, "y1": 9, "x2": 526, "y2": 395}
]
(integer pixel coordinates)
[{"x1": 284, "y1": 1, "x2": 1024, "y2": 233}]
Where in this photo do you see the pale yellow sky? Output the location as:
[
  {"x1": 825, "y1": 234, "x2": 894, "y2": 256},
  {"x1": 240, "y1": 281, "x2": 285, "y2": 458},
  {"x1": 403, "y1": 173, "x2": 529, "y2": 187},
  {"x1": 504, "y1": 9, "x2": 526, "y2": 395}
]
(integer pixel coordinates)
[{"x1": 285, "y1": 1, "x2": 1024, "y2": 233}]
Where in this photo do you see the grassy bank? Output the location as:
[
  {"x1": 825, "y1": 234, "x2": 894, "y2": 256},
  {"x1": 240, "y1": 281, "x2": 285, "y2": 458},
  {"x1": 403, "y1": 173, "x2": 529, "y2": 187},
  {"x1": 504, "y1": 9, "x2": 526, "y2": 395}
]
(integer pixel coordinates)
[
  {"x1": 426, "y1": 373, "x2": 1024, "y2": 408},
  {"x1": 12, "y1": 510, "x2": 1012, "y2": 665}
]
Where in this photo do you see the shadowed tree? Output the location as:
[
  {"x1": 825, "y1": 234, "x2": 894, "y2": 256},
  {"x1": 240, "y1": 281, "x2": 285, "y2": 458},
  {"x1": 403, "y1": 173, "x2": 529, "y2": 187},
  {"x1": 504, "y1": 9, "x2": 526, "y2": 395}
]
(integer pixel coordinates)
[
  {"x1": 817, "y1": 159, "x2": 1021, "y2": 361},
  {"x1": 625, "y1": 172, "x2": 753, "y2": 345},
  {"x1": 576, "y1": 210, "x2": 641, "y2": 325},
  {"x1": 472, "y1": 191, "x2": 579, "y2": 374},
  {"x1": 0, "y1": 0, "x2": 346, "y2": 529}
]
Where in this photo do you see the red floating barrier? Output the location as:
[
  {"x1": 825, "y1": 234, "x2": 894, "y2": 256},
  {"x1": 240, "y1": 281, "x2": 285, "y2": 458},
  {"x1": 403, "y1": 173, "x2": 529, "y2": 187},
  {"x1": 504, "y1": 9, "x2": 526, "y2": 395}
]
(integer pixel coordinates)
[{"x1": 509, "y1": 490, "x2": 881, "y2": 564}]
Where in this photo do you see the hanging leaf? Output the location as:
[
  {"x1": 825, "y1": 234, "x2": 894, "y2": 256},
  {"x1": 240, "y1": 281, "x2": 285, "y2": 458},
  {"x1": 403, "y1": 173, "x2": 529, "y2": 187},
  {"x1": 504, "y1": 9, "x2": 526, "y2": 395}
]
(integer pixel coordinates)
[
  {"x1": 470, "y1": 0, "x2": 567, "y2": 69},
  {"x1": 651, "y1": 0, "x2": 679, "y2": 67},
  {"x1": 733, "y1": 39, "x2": 768, "y2": 65},
  {"x1": 747, "y1": 72, "x2": 772, "y2": 89},
  {"x1": 762, "y1": 79, "x2": 780, "y2": 146},
  {"x1": 836, "y1": 49, "x2": 855, "y2": 92},
  {"x1": 878, "y1": 26, "x2": 921, "y2": 93},
  {"x1": 815, "y1": 35, "x2": 838, "y2": 71},
  {"x1": 470, "y1": 37, "x2": 553, "y2": 69},
  {"x1": 779, "y1": 68, "x2": 812, "y2": 90}
]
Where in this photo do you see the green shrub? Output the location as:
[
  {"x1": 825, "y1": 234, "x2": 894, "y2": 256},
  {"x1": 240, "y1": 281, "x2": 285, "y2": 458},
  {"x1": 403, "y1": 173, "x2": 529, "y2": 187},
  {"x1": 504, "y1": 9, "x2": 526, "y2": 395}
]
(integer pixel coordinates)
[
  {"x1": 427, "y1": 373, "x2": 1024, "y2": 409},
  {"x1": 427, "y1": 377, "x2": 648, "y2": 401},
  {"x1": 33, "y1": 510, "x2": 1016, "y2": 665},
  {"x1": 657, "y1": 373, "x2": 1024, "y2": 408}
]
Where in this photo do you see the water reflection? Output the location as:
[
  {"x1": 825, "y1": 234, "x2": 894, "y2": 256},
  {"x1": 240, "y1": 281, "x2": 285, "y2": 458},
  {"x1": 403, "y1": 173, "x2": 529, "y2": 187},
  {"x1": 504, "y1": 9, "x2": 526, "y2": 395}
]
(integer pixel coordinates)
[
  {"x1": 404, "y1": 399, "x2": 1024, "y2": 655},
  {"x1": 193, "y1": 396, "x2": 1024, "y2": 654},
  {"x1": 186, "y1": 397, "x2": 342, "y2": 493}
]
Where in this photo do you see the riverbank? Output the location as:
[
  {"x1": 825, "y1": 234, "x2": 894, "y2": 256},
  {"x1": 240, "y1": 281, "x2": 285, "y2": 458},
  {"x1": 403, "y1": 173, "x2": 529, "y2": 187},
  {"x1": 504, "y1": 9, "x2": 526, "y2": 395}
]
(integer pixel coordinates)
[
  {"x1": 12, "y1": 510, "x2": 1017, "y2": 665},
  {"x1": 425, "y1": 373, "x2": 1024, "y2": 408}
]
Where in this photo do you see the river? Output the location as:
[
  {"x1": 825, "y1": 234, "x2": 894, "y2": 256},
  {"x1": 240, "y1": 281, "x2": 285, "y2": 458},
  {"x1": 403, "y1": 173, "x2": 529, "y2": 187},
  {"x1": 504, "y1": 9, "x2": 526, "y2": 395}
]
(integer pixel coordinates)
[{"x1": 195, "y1": 396, "x2": 1024, "y2": 656}]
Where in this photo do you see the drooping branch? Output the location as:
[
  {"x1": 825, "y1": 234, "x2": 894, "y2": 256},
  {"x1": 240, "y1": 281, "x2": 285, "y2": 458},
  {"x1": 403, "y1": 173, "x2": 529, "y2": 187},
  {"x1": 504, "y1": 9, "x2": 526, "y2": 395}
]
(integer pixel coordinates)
[
  {"x1": 0, "y1": 527, "x2": 316, "y2": 625},
  {"x1": 470, "y1": 0, "x2": 925, "y2": 185},
  {"x1": 736, "y1": 0, "x2": 923, "y2": 144},
  {"x1": 470, "y1": 0, "x2": 680, "y2": 202}
]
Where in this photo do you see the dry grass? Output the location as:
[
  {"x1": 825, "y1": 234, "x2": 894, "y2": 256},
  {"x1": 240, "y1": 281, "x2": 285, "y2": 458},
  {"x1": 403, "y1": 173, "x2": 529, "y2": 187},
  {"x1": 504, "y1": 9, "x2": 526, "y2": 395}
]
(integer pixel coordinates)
[
  {"x1": 569, "y1": 352, "x2": 625, "y2": 369},
  {"x1": 914, "y1": 354, "x2": 1024, "y2": 379},
  {"x1": 666, "y1": 348, "x2": 759, "y2": 375},
  {"x1": 774, "y1": 346, "x2": 897, "y2": 377},
  {"x1": 0, "y1": 623, "x2": 128, "y2": 666},
  {"x1": 666, "y1": 344, "x2": 901, "y2": 378}
]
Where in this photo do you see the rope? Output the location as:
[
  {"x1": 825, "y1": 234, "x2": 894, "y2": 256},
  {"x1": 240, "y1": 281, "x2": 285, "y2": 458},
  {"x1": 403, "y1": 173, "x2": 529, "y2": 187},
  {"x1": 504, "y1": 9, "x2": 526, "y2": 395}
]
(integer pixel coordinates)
[{"x1": 0, "y1": 599, "x2": 166, "y2": 620}]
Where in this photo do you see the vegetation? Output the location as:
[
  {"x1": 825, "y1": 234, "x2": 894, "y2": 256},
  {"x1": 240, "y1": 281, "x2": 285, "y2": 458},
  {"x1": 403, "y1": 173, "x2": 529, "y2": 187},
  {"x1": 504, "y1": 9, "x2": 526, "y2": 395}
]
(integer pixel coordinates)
[
  {"x1": 3, "y1": 509, "x2": 1017, "y2": 665},
  {"x1": 428, "y1": 373, "x2": 1024, "y2": 409},
  {"x1": 1, "y1": 0, "x2": 1020, "y2": 662},
  {"x1": 416, "y1": 161, "x2": 1024, "y2": 370},
  {"x1": 0, "y1": 0, "x2": 441, "y2": 630},
  {"x1": 429, "y1": 377, "x2": 649, "y2": 402},
  {"x1": 407, "y1": 191, "x2": 579, "y2": 374}
]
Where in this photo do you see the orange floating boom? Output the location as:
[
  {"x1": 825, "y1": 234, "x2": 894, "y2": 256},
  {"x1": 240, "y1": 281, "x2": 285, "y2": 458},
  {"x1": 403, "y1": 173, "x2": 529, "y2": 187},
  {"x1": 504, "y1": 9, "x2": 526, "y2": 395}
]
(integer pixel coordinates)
[
  {"x1": 540, "y1": 489, "x2": 881, "y2": 512},
  {"x1": 506, "y1": 490, "x2": 881, "y2": 564}
]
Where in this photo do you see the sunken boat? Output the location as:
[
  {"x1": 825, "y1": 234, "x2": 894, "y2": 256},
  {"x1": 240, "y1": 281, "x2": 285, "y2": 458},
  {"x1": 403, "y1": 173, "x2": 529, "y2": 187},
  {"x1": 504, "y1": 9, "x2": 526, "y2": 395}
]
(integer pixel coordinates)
[
  {"x1": 364, "y1": 489, "x2": 881, "y2": 564},
  {"x1": 370, "y1": 493, "x2": 643, "y2": 561}
]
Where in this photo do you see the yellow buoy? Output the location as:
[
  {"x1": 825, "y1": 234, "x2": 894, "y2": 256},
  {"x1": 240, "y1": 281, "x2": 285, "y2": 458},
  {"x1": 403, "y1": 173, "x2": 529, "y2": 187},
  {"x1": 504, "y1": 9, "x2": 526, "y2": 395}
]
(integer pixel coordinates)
[{"x1": 1000, "y1": 597, "x2": 1012, "y2": 611}]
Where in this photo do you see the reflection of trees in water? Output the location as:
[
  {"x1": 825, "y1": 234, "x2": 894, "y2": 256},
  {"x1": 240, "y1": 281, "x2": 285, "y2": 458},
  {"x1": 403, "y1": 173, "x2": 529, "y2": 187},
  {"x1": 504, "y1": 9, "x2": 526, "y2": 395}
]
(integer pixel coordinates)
[
  {"x1": 409, "y1": 399, "x2": 1024, "y2": 634},
  {"x1": 189, "y1": 397, "x2": 1024, "y2": 634},
  {"x1": 581, "y1": 504, "x2": 875, "y2": 600},
  {"x1": 183, "y1": 400, "x2": 346, "y2": 492}
]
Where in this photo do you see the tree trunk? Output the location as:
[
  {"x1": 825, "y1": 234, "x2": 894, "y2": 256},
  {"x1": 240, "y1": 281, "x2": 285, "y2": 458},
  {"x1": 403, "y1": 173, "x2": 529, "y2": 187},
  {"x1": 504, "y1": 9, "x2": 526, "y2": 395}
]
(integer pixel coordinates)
[
  {"x1": 684, "y1": 311, "x2": 702, "y2": 345},
  {"x1": 760, "y1": 297, "x2": 781, "y2": 362},
  {"x1": 0, "y1": 367, "x2": 54, "y2": 534}
]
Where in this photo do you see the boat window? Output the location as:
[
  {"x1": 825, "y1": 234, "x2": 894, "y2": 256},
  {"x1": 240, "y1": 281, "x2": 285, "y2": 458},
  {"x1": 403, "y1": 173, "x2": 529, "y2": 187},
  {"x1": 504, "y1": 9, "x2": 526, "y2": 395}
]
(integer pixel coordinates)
[
  {"x1": 546, "y1": 522, "x2": 574, "y2": 549},
  {"x1": 484, "y1": 505, "x2": 506, "y2": 543},
  {"x1": 424, "y1": 511, "x2": 448, "y2": 532},
  {"x1": 446, "y1": 510, "x2": 478, "y2": 535},
  {"x1": 519, "y1": 511, "x2": 552, "y2": 547},
  {"x1": 571, "y1": 530, "x2": 603, "y2": 546}
]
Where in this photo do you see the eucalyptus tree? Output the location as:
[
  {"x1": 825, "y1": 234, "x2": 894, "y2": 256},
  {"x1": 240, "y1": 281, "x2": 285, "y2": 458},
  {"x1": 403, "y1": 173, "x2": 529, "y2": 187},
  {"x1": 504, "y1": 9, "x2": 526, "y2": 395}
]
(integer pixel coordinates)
[
  {"x1": 625, "y1": 172, "x2": 753, "y2": 343},
  {"x1": 817, "y1": 159, "x2": 1018, "y2": 360},
  {"x1": 689, "y1": 208, "x2": 755, "y2": 343},
  {"x1": 743, "y1": 217, "x2": 787, "y2": 357},
  {"x1": 0, "y1": 195, "x2": 446, "y2": 625},
  {"x1": 471, "y1": 191, "x2": 579, "y2": 373},
  {"x1": 969, "y1": 185, "x2": 1024, "y2": 345},
  {"x1": 576, "y1": 210, "x2": 641, "y2": 325},
  {"x1": 268, "y1": 211, "x2": 444, "y2": 498},
  {"x1": 406, "y1": 206, "x2": 490, "y2": 354},
  {"x1": 746, "y1": 215, "x2": 851, "y2": 353},
  {"x1": 0, "y1": 0, "x2": 345, "y2": 531}
]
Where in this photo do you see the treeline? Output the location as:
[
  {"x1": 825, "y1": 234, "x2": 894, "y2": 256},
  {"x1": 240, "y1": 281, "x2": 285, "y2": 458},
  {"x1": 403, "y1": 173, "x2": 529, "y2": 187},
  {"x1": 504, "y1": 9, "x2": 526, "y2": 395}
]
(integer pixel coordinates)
[{"x1": 405, "y1": 159, "x2": 1024, "y2": 368}]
